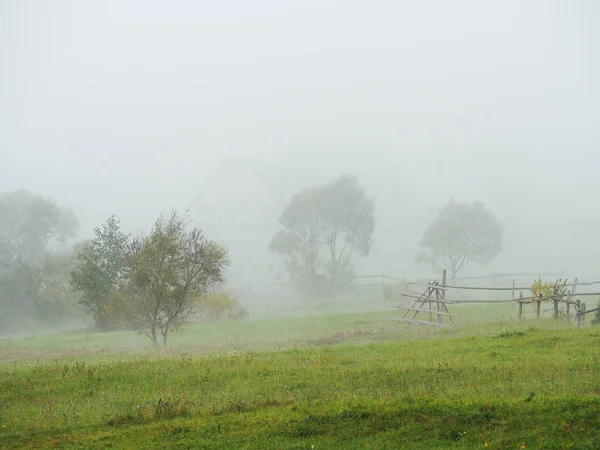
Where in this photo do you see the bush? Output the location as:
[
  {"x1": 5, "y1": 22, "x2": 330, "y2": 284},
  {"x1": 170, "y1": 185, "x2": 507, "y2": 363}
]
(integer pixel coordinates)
[
  {"x1": 197, "y1": 292, "x2": 247, "y2": 322},
  {"x1": 529, "y1": 277, "x2": 567, "y2": 312}
]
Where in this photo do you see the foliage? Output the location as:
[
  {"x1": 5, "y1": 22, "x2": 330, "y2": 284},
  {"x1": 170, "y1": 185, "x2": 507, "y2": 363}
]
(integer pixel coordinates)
[
  {"x1": 0, "y1": 190, "x2": 79, "y2": 333},
  {"x1": 417, "y1": 200, "x2": 503, "y2": 283},
  {"x1": 530, "y1": 277, "x2": 552, "y2": 301},
  {"x1": 102, "y1": 289, "x2": 134, "y2": 331},
  {"x1": 197, "y1": 291, "x2": 247, "y2": 322},
  {"x1": 269, "y1": 174, "x2": 374, "y2": 298},
  {"x1": 530, "y1": 278, "x2": 568, "y2": 304},
  {"x1": 529, "y1": 278, "x2": 568, "y2": 316},
  {"x1": 0, "y1": 261, "x2": 40, "y2": 332},
  {"x1": 123, "y1": 210, "x2": 230, "y2": 346},
  {"x1": 34, "y1": 247, "x2": 86, "y2": 325},
  {"x1": 0, "y1": 189, "x2": 79, "y2": 264},
  {"x1": 70, "y1": 215, "x2": 131, "y2": 330}
]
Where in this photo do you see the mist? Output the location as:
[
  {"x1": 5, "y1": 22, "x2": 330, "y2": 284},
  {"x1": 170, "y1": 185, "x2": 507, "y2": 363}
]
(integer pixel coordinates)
[{"x1": 1, "y1": 0, "x2": 599, "y2": 325}]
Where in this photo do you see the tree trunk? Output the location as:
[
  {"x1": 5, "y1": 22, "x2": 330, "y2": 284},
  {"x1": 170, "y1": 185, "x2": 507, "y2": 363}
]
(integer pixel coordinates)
[
  {"x1": 451, "y1": 268, "x2": 457, "y2": 286},
  {"x1": 162, "y1": 328, "x2": 168, "y2": 346},
  {"x1": 94, "y1": 315, "x2": 110, "y2": 332},
  {"x1": 151, "y1": 326, "x2": 158, "y2": 346}
]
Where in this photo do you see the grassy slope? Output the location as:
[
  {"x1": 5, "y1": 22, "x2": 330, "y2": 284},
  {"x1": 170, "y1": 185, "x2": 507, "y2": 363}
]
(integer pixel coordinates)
[
  {"x1": 0, "y1": 302, "x2": 516, "y2": 358},
  {"x1": 1, "y1": 320, "x2": 599, "y2": 449}
]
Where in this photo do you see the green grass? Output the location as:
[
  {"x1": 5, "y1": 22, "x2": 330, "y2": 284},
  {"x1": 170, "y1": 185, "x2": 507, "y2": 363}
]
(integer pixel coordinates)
[
  {"x1": 0, "y1": 302, "x2": 515, "y2": 347},
  {"x1": 1, "y1": 307, "x2": 599, "y2": 449}
]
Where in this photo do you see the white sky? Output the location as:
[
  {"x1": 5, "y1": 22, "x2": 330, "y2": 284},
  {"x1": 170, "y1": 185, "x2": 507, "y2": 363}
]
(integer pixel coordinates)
[{"x1": 1, "y1": 0, "x2": 599, "y2": 279}]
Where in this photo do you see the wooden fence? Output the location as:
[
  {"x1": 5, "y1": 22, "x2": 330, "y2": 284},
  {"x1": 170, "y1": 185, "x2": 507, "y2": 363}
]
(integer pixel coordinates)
[{"x1": 353, "y1": 271, "x2": 600, "y2": 328}]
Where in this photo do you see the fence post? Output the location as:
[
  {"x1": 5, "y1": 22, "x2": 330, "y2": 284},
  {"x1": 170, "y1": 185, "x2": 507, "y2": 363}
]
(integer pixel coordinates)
[
  {"x1": 566, "y1": 290, "x2": 571, "y2": 324},
  {"x1": 438, "y1": 269, "x2": 447, "y2": 325},
  {"x1": 536, "y1": 294, "x2": 542, "y2": 320},
  {"x1": 518, "y1": 292, "x2": 523, "y2": 320},
  {"x1": 581, "y1": 303, "x2": 586, "y2": 328}
]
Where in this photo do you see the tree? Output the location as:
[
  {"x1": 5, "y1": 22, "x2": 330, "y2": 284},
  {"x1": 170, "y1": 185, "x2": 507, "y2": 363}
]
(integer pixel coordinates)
[
  {"x1": 35, "y1": 246, "x2": 87, "y2": 325},
  {"x1": 417, "y1": 200, "x2": 503, "y2": 284},
  {"x1": 0, "y1": 190, "x2": 78, "y2": 334},
  {"x1": 0, "y1": 190, "x2": 78, "y2": 264},
  {"x1": 124, "y1": 210, "x2": 229, "y2": 346},
  {"x1": 269, "y1": 174, "x2": 374, "y2": 297},
  {"x1": 70, "y1": 215, "x2": 130, "y2": 330},
  {"x1": 0, "y1": 261, "x2": 40, "y2": 333}
]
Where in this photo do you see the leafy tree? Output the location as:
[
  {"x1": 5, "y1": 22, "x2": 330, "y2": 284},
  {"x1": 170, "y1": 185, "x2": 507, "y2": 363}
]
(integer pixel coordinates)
[
  {"x1": 269, "y1": 174, "x2": 374, "y2": 297},
  {"x1": 70, "y1": 215, "x2": 130, "y2": 330},
  {"x1": 417, "y1": 200, "x2": 503, "y2": 284},
  {"x1": 0, "y1": 261, "x2": 40, "y2": 333},
  {"x1": 0, "y1": 190, "x2": 78, "y2": 264},
  {"x1": 35, "y1": 246, "x2": 87, "y2": 325},
  {"x1": 0, "y1": 190, "x2": 78, "y2": 334},
  {"x1": 124, "y1": 210, "x2": 229, "y2": 346}
]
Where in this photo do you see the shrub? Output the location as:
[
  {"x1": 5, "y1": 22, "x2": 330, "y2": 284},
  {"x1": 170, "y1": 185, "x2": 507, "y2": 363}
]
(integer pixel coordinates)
[{"x1": 197, "y1": 291, "x2": 247, "y2": 322}]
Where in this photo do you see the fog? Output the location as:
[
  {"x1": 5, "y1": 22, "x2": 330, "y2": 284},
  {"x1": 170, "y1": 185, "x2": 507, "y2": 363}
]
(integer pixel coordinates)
[{"x1": 2, "y1": 0, "x2": 599, "y2": 301}]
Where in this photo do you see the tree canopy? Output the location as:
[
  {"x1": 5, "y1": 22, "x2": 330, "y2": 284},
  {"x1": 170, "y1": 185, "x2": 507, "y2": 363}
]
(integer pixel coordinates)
[
  {"x1": 70, "y1": 214, "x2": 131, "y2": 330},
  {"x1": 0, "y1": 189, "x2": 78, "y2": 265},
  {"x1": 123, "y1": 210, "x2": 229, "y2": 345},
  {"x1": 0, "y1": 190, "x2": 79, "y2": 333},
  {"x1": 417, "y1": 200, "x2": 503, "y2": 283},
  {"x1": 269, "y1": 174, "x2": 374, "y2": 297}
]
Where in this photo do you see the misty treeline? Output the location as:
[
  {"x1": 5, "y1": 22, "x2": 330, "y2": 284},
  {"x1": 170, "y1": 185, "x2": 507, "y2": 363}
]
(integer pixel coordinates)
[
  {"x1": 268, "y1": 175, "x2": 503, "y2": 292},
  {"x1": 0, "y1": 190, "x2": 81, "y2": 334},
  {"x1": 70, "y1": 212, "x2": 237, "y2": 345},
  {"x1": 0, "y1": 191, "x2": 241, "y2": 345},
  {"x1": 0, "y1": 176, "x2": 504, "y2": 340}
]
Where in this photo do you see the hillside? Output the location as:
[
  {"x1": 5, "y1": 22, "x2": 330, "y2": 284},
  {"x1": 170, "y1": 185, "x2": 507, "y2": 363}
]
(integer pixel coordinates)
[{"x1": 1, "y1": 318, "x2": 599, "y2": 449}]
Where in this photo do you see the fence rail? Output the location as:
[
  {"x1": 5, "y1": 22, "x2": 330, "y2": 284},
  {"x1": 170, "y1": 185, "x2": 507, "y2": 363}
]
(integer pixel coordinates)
[{"x1": 375, "y1": 269, "x2": 600, "y2": 328}]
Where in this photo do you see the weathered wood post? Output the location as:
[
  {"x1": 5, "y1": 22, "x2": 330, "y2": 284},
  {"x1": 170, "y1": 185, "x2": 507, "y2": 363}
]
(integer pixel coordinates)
[
  {"x1": 572, "y1": 278, "x2": 579, "y2": 326},
  {"x1": 438, "y1": 269, "x2": 447, "y2": 325},
  {"x1": 518, "y1": 292, "x2": 523, "y2": 320},
  {"x1": 581, "y1": 303, "x2": 586, "y2": 328},
  {"x1": 536, "y1": 293, "x2": 542, "y2": 320},
  {"x1": 566, "y1": 290, "x2": 571, "y2": 324}
]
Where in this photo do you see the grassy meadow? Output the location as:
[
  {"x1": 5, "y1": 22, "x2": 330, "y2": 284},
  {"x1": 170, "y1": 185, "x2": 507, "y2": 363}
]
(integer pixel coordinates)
[{"x1": 1, "y1": 300, "x2": 599, "y2": 449}]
